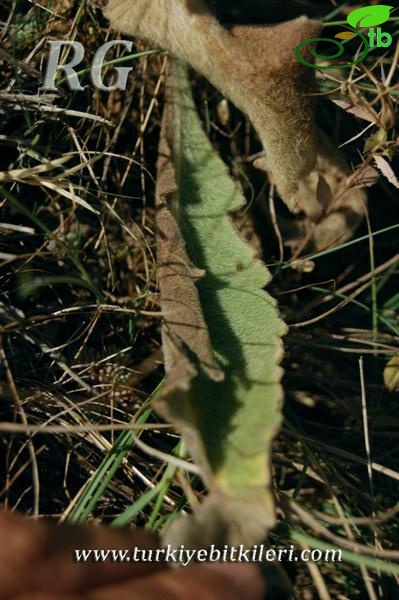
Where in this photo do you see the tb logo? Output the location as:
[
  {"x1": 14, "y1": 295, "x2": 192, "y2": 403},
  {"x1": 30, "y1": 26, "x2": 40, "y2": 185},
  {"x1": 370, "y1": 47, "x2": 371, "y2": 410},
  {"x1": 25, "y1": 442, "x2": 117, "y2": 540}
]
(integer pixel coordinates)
[{"x1": 296, "y1": 5, "x2": 395, "y2": 70}]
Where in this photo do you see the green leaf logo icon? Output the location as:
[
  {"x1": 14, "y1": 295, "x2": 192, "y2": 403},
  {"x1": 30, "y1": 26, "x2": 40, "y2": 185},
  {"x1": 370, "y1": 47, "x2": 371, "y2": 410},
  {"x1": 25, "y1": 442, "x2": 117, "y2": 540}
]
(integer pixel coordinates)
[{"x1": 347, "y1": 5, "x2": 393, "y2": 29}]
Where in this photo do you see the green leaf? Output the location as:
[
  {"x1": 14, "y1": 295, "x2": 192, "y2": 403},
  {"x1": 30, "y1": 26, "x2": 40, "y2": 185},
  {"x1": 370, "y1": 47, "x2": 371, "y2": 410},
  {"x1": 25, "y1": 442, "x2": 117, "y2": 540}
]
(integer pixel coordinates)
[
  {"x1": 347, "y1": 5, "x2": 393, "y2": 29},
  {"x1": 155, "y1": 60, "x2": 286, "y2": 547}
]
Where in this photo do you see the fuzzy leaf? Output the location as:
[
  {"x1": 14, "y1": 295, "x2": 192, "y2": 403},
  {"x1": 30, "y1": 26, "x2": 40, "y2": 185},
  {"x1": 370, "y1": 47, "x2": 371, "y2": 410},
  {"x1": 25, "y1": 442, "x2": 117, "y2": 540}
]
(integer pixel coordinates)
[
  {"x1": 104, "y1": 0, "x2": 323, "y2": 212},
  {"x1": 347, "y1": 5, "x2": 393, "y2": 29},
  {"x1": 155, "y1": 61, "x2": 286, "y2": 547}
]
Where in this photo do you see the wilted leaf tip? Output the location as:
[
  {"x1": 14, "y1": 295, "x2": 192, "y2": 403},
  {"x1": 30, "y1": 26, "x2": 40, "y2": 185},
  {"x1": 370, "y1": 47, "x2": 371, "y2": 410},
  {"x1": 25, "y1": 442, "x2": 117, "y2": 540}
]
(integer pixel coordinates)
[{"x1": 104, "y1": 0, "x2": 323, "y2": 212}]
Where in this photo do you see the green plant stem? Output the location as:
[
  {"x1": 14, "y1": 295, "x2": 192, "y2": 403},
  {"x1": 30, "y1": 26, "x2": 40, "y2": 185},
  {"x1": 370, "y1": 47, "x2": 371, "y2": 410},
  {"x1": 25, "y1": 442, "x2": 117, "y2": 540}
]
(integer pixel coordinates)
[
  {"x1": 66, "y1": 407, "x2": 153, "y2": 524},
  {"x1": 66, "y1": 383, "x2": 163, "y2": 524},
  {"x1": 113, "y1": 457, "x2": 178, "y2": 528},
  {"x1": 281, "y1": 224, "x2": 399, "y2": 269},
  {"x1": 309, "y1": 286, "x2": 399, "y2": 337}
]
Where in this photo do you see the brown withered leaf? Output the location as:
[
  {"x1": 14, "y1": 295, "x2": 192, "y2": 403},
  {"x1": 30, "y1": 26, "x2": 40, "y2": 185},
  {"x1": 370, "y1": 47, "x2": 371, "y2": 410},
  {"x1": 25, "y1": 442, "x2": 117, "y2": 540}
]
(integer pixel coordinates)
[
  {"x1": 156, "y1": 97, "x2": 224, "y2": 386},
  {"x1": 256, "y1": 130, "x2": 368, "y2": 251},
  {"x1": 332, "y1": 99, "x2": 378, "y2": 124},
  {"x1": 373, "y1": 154, "x2": 399, "y2": 189},
  {"x1": 104, "y1": 0, "x2": 323, "y2": 210},
  {"x1": 297, "y1": 131, "x2": 367, "y2": 250}
]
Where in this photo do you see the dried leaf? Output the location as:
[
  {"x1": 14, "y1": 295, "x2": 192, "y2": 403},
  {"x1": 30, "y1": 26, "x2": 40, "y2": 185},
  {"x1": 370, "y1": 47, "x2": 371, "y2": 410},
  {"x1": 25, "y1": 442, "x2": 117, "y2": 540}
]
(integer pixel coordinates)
[
  {"x1": 346, "y1": 164, "x2": 379, "y2": 188},
  {"x1": 379, "y1": 90, "x2": 396, "y2": 131},
  {"x1": 155, "y1": 80, "x2": 225, "y2": 385},
  {"x1": 333, "y1": 99, "x2": 378, "y2": 124},
  {"x1": 158, "y1": 207, "x2": 225, "y2": 380},
  {"x1": 155, "y1": 60, "x2": 286, "y2": 547},
  {"x1": 104, "y1": 0, "x2": 323, "y2": 210},
  {"x1": 268, "y1": 131, "x2": 368, "y2": 251},
  {"x1": 373, "y1": 155, "x2": 399, "y2": 189},
  {"x1": 384, "y1": 355, "x2": 399, "y2": 392}
]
